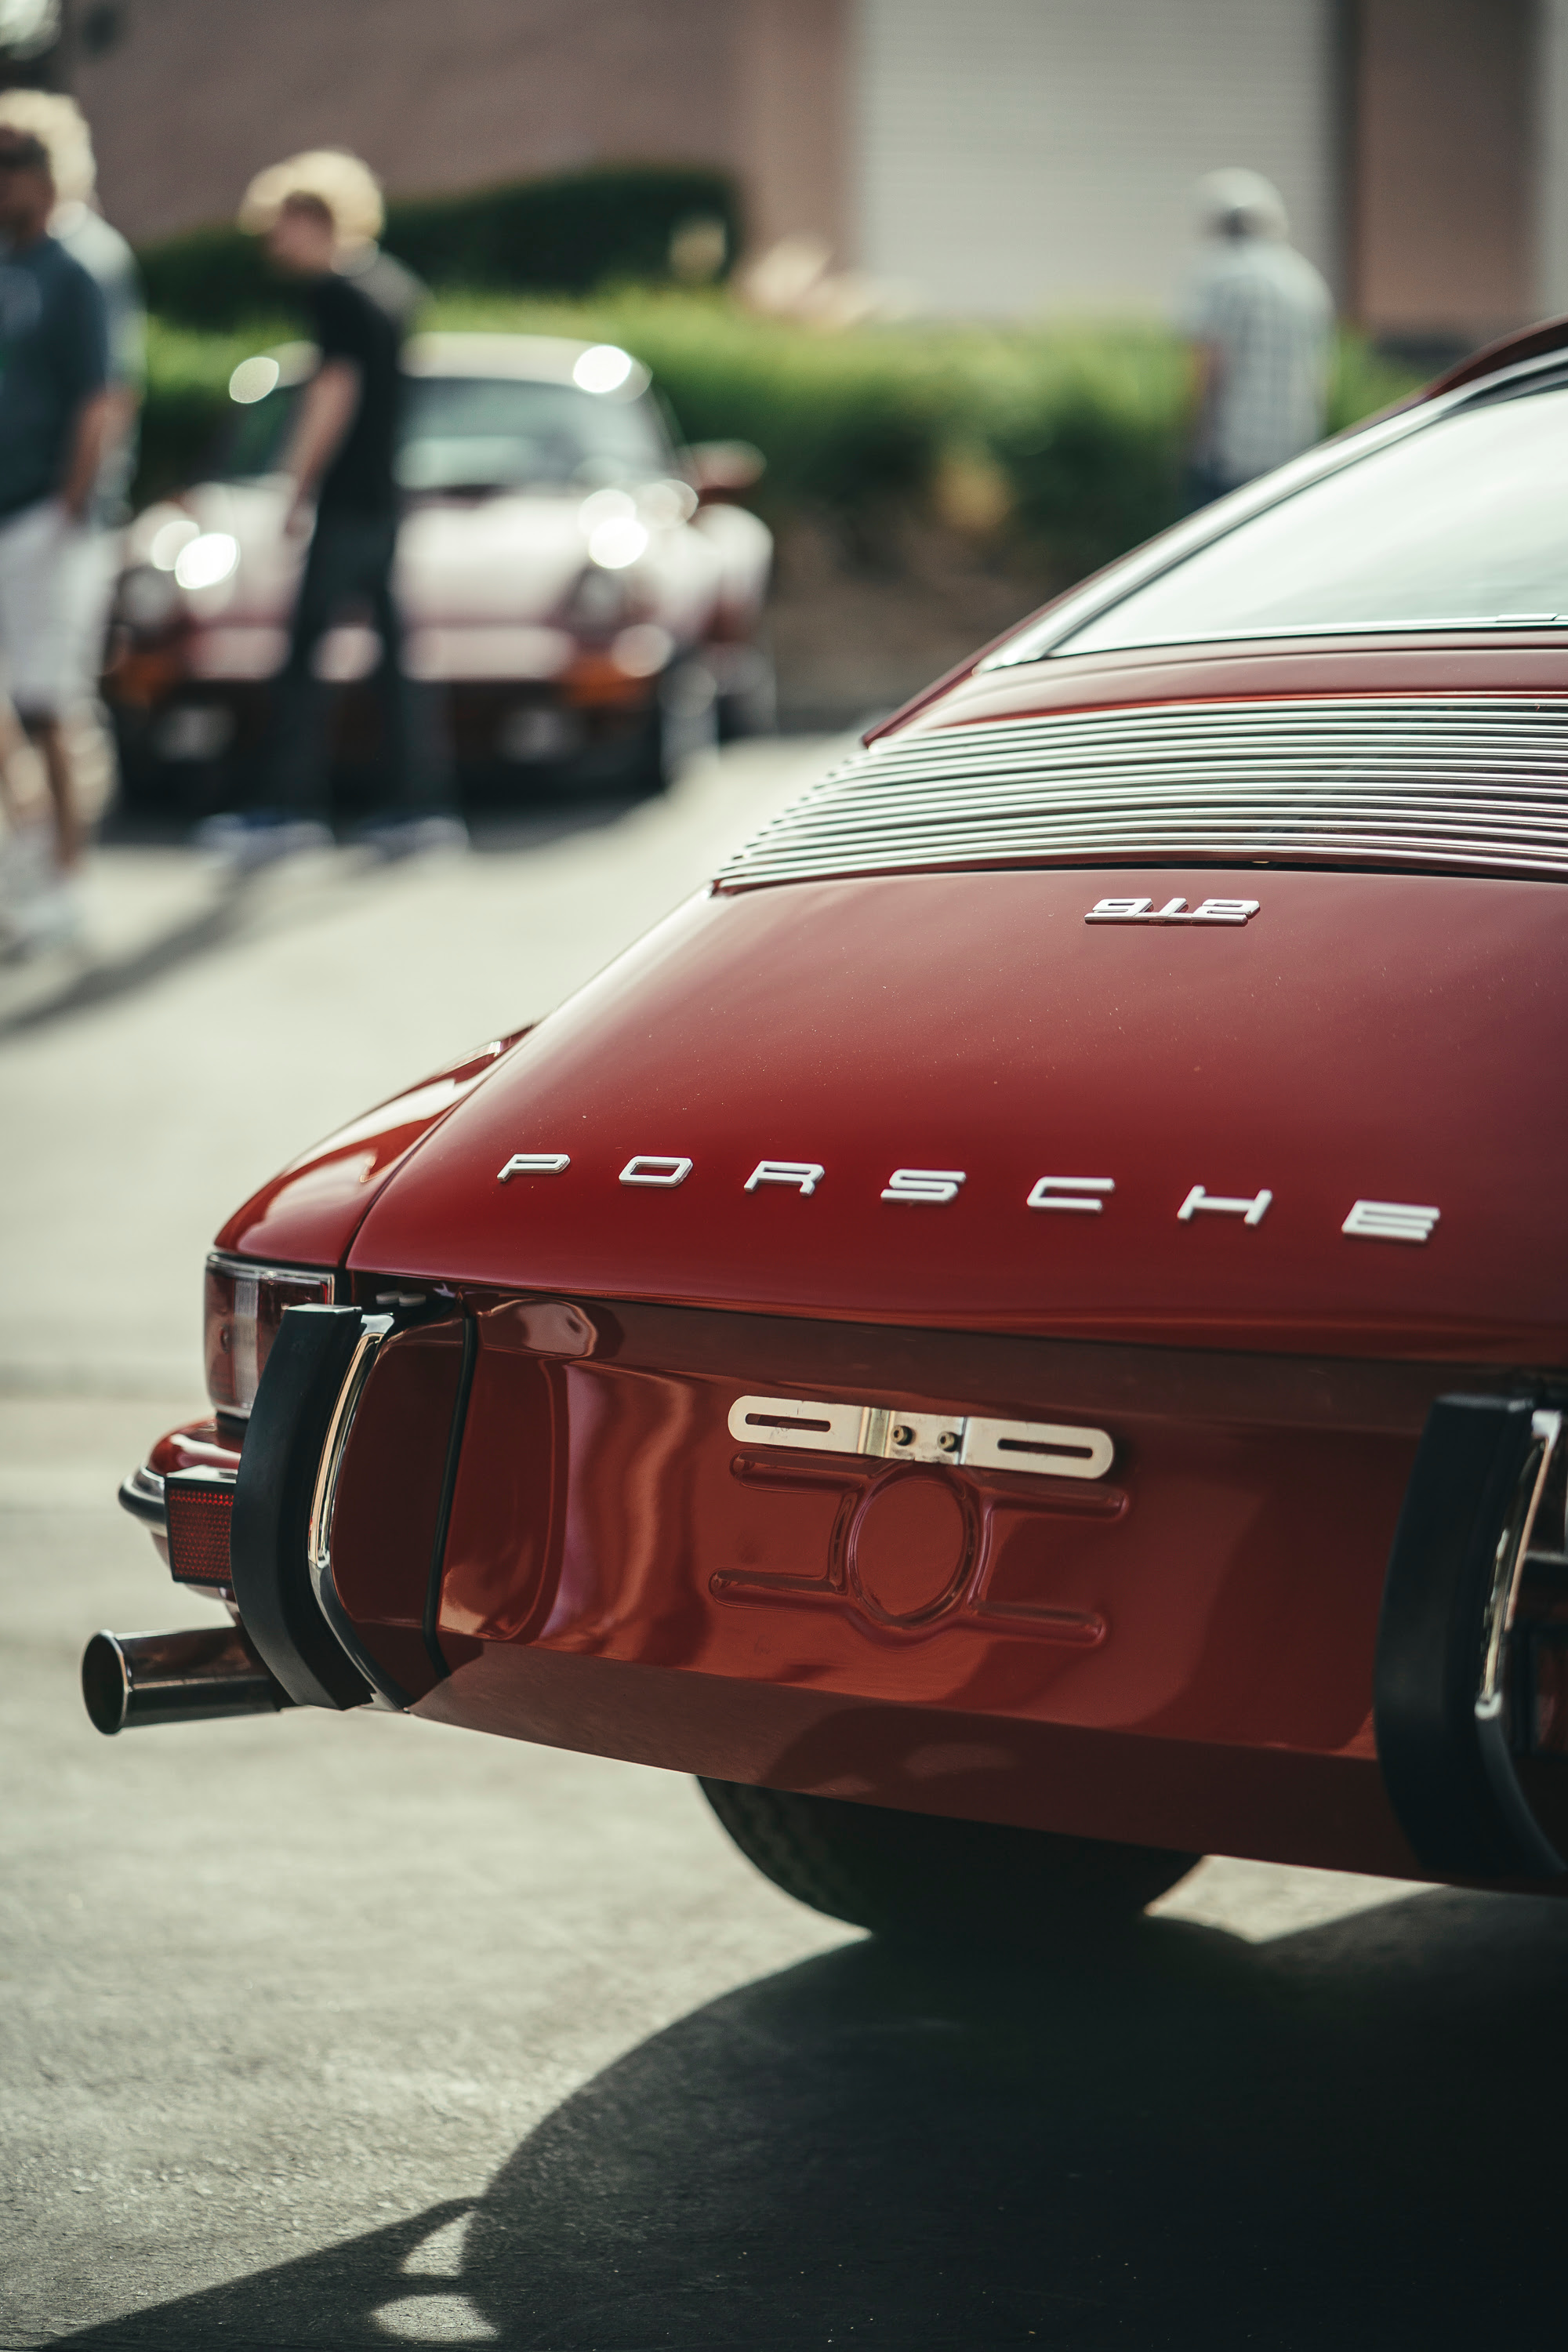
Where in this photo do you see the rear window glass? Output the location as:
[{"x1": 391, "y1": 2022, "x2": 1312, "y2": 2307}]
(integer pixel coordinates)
[{"x1": 1052, "y1": 384, "x2": 1568, "y2": 656}]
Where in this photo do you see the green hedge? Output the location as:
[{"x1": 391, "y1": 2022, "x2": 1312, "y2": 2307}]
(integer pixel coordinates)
[
  {"x1": 136, "y1": 317, "x2": 296, "y2": 501},
  {"x1": 138, "y1": 165, "x2": 742, "y2": 331},
  {"x1": 137, "y1": 292, "x2": 1423, "y2": 583}
]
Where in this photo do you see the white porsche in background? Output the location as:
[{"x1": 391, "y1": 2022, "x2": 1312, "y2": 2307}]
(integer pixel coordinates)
[{"x1": 107, "y1": 333, "x2": 775, "y2": 807}]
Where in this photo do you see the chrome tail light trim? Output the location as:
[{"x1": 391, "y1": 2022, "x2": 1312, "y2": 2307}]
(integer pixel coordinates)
[
  {"x1": 306, "y1": 1312, "x2": 408, "y2": 1711},
  {"x1": 1375, "y1": 1393, "x2": 1568, "y2": 1879}
]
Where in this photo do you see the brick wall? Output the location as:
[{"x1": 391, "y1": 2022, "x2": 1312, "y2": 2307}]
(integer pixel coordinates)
[{"x1": 71, "y1": 0, "x2": 848, "y2": 256}]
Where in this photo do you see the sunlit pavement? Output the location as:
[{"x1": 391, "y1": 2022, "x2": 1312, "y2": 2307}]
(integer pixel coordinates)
[
  {"x1": 3, "y1": 743, "x2": 1566, "y2": 2349},
  {"x1": 0, "y1": 742, "x2": 849, "y2": 1396}
]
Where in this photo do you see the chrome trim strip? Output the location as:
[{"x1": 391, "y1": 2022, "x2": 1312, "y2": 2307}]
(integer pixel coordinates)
[
  {"x1": 1476, "y1": 1409, "x2": 1563, "y2": 1726},
  {"x1": 728, "y1": 1392, "x2": 1113, "y2": 1480},
  {"x1": 305, "y1": 1312, "x2": 408, "y2": 1711},
  {"x1": 117, "y1": 1462, "x2": 167, "y2": 1530},
  {"x1": 206, "y1": 1250, "x2": 337, "y2": 1298}
]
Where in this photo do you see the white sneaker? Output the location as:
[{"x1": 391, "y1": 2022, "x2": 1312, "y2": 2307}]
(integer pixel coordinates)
[
  {"x1": 356, "y1": 812, "x2": 470, "y2": 862},
  {"x1": 1, "y1": 871, "x2": 85, "y2": 957},
  {"x1": 0, "y1": 823, "x2": 53, "y2": 910},
  {"x1": 193, "y1": 811, "x2": 335, "y2": 872}
]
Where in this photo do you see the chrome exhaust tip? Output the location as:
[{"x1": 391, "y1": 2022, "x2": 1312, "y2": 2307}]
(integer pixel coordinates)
[{"x1": 82, "y1": 1625, "x2": 294, "y2": 1735}]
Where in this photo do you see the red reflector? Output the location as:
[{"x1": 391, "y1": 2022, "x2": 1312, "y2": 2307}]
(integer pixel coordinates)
[{"x1": 165, "y1": 1475, "x2": 235, "y2": 1586}]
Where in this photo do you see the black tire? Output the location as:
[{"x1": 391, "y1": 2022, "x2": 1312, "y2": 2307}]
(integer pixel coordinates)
[{"x1": 699, "y1": 1778, "x2": 1197, "y2": 1947}]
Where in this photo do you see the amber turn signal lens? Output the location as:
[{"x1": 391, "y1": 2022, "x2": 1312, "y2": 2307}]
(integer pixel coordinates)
[{"x1": 204, "y1": 1256, "x2": 333, "y2": 1416}]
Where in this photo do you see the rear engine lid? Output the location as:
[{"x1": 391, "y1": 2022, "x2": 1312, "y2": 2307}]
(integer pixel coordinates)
[{"x1": 348, "y1": 866, "x2": 1568, "y2": 1360}]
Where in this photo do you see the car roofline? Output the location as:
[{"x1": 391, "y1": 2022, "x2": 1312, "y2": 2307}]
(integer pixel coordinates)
[
  {"x1": 250, "y1": 331, "x2": 638, "y2": 390},
  {"x1": 403, "y1": 332, "x2": 607, "y2": 384}
]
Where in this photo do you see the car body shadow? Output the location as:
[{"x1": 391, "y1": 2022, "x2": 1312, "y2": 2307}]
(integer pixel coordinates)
[{"x1": 49, "y1": 1882, "x2": 1568, "y2": 2350}]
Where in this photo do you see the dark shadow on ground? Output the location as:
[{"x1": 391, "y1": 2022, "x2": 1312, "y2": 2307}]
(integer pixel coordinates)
[
  {"x1": 0, "y1": 870, "x2": 253, "y2": 1040},
  {"x1": 97, "y1": 799, "x2": 641, "y2": 856},
  {"x1": 50, "y1": 1886, "x2": 1568, "y2": 2350},
  {"x1": 464, "y1": 798, "x2": 639, "y2": 855},
  {"x1": 0, "y1": 800, "x2": 639, "y2": 1040}
]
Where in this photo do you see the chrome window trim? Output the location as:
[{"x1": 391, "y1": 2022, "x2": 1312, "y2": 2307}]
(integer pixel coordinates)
[
  {"x1": 305, "y1": 1312, "x2": 408, "y2": 1711},
  {"x1": 1012, "y1": 619, "x2": 1568, "y2": 658}
]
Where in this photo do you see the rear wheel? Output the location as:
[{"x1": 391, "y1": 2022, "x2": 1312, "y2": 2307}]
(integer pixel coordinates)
[{"x1": 699, "y1": 1778, "x2": 1197, "y2": 1947}]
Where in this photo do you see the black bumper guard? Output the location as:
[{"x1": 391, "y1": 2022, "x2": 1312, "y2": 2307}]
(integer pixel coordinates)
[
  {"x1": 230, "y1": 1302, "x2": 424, "y2": 1714},
  {"x1": 1374, "y1": 1392, "x2": 1567, "y2": 1878}
]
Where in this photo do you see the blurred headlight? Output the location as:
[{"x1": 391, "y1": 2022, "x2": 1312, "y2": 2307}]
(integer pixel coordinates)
[
  {"x1": 588, "y1": 517, "x2": 648, "y2": 570},
  {"x1": 229, "y1": 355, "x2": 281, "y2": 405},
  {"x1": 638, "y1": 477, "x2": 699, "y2": 527},
  {"x1": 579, "y1": 488, "x2": 649, "y2": 572},
  {"x1": 204, "y1": 1255, "x2": 335, "y2": 1419},
  {"x1": 175, "y1": 532, "x2": 240, "y2": 591},
  {"x1": 572, "y1": 344, "x2": 635, "y2": 395},
  {"x1": 149, "y1": 516, "x2": 201, "y2": 572}
]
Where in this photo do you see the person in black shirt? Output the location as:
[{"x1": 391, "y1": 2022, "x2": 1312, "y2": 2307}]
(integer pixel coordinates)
[{"x1": 200, "y1": 151, "x2": 458, "y2": 865}]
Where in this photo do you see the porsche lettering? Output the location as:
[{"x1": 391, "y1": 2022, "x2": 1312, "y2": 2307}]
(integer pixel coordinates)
[
  {"x1": 743, "y1": 1160, "x2": 826, "y2": 1196},
  {"x1": 492, "y1": 1156, "x2": 1445, "y2": 1244}
]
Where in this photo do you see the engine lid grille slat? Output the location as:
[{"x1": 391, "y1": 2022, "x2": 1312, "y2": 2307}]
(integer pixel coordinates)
[{"x1": 715, "y1": 698, "x2": 1568, "y2": 888}]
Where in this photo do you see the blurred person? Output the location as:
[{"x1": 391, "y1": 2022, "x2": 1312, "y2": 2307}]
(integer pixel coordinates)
[
  {"x1": 1178, "y1": 168, "x2": 1332, "y2": 510},
  {"x1": 0, "y1": 125, "x2": 113, "y2": 953},
  {"x1": 0, "y1": 90, "x2": 144, "y2": 895},
  {"x1": 199, "y1": 150, "x2": 459, "y2": 868}
]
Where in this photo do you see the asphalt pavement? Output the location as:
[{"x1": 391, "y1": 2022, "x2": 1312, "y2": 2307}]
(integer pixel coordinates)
[{"x1": 4, "y1": 742, "x2": 1567, "y2": 2350}]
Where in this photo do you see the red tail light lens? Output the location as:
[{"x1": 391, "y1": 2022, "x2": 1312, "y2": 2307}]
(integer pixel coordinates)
[
  {"x1": 204, "y1": 1254, "x2": 334, "y2": 1417},
  {"x1": 164, "y1": 1471, "x2": 237, "y2": 1585}
]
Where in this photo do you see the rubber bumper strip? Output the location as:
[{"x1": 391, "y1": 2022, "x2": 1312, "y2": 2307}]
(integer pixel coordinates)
[
  {"x1": 1374, "y1": 1392, "x2": 1566, "y2": 1878},
  {"x1": 117, "y1": 1462, "x2": 167, "y2": 1533}
]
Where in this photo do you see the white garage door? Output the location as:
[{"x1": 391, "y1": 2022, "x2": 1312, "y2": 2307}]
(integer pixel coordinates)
[{"x1": 855, "y1": 0, "x2": 1335, "y2": 316}]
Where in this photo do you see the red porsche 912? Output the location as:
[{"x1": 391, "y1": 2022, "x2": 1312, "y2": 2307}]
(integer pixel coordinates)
[{"x1": 93, "y1": 315, "x2": 1568, "y2": 1943}]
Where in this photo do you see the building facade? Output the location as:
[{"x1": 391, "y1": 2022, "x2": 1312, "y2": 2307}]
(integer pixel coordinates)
[{"x1": 27, "y1": 0, "x2": 1568, "y2": 354}]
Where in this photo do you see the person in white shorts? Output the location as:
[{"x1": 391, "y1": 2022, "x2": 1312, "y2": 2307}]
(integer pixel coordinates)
[
  {"x1": 0, "y1": 93, "x2": 142, "y2": 944},
  {"x1": 0, "y1": 127, "x2": 113, "y2": 952}
]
